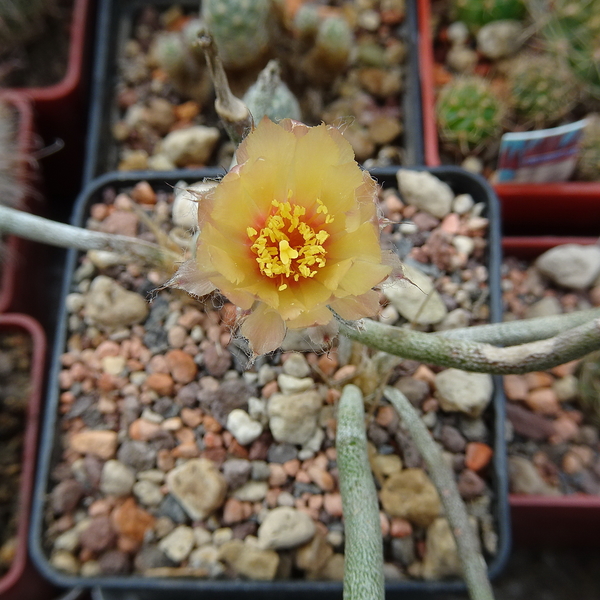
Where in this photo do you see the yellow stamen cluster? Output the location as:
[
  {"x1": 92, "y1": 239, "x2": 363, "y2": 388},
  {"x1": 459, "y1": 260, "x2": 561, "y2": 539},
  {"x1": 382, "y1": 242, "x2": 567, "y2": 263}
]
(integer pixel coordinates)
[{"x1": 247, "y1": 196, "x2": 332, "y2": 291}]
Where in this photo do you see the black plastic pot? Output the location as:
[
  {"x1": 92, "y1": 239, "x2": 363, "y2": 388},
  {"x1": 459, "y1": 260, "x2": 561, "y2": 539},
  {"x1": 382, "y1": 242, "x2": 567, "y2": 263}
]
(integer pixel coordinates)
[
  {"x1": 82, "y1": 0, "x2": 424, "y2": 184},
  {"x1": 30, "y1": 166, "x2": 509, "y2": 598}
]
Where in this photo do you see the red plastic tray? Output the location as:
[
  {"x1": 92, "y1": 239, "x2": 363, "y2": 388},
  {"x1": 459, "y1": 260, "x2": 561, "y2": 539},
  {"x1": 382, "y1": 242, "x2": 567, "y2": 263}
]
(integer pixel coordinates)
[
  {"x1": 417, "y1": 0, "x2": 600, "y2": 236},
  {"x1": 0, "y1": 314, "x2": 53, "y2": 599},
  {"x1": 0, "y1": 92, "x2": 35, "y2": 314},
  {"x1": 503, "y1": 236, "x2": 600, "y2": 547}
]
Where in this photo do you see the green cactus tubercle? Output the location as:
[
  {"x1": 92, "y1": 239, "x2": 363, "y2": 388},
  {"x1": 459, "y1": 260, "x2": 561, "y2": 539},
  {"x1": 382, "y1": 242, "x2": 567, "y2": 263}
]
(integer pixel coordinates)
[
  {"x1": 452, "y1": 0, "x2": 526, "y2": 32},
  {"x1": 436, "y1": 76, "x2": 506, "y2": 152},
  {"x1": 202, "y1": 0, "x2": 272, "y2": 70},
  {"x1": 508, "y1": 53, "x2": 579, "y2": 127}
]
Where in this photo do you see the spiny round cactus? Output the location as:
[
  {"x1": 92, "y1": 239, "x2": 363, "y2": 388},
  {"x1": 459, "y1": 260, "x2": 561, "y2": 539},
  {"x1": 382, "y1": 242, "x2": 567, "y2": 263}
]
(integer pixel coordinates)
[
  {"x1": 315, "y1": 15, "x2": 353, "y2": 71},
  {"x1": 243, "y1": 60, "x2": 301, "y2": 123},
  {"x1": 202, "y1": 0, "x2": 272, "y2": 70},
  {"x1": 508, "y1": 53, "x2": 579, "y2": 127},
  {"x1": 539, "y1": 0, "x2": 600, "y2": 100},
  {"x1": 150, "y1": 19, "x2": 212, "y2": 103},
  {"x1": 436, "y1": 76, "x2": 506, "y2": 153},
  {"x1": 451, "y1": 0, "x2": 526, "y2": 32},
  {"x1": 0, "y1": 0, "x2": 54, "y2": 55},
  {"x1": 576, "y1": 113, "x2": 600, "y2": 181}
]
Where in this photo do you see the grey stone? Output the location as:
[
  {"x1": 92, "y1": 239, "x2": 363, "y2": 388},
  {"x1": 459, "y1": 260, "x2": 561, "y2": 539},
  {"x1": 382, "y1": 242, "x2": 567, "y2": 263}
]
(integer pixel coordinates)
[
  {"x1": 83, "y1": 275, "x2": 149, "y2": 329},
  {"x1": 222, "y1": 458, "x2": 252, "y2": 489},
  {"x1": 384, "y1": 264, "x2": 448, "y2": 325},
  {"x1": 100, "y1": 460, "x2": 135, "y2": 497},
  {"x1": 162, "y1": 126, "x2": 220, "y2": 167},
  {"x1": 536, "y1": 244, "x2": 600, "y2": 290},
  {"x1": 226, "y1": 409, "x2": 263, "y2": 445},
  {"x1": 509, "y1": 456, "x2": 561, "y2": 495},
  {"x1": 268, "y1": 390, "x2": 323, "y2": 445},
  {"x1": 397, "y1": 170, "x2": 454, "y2": 218},
  {"x1": 435, "y1": 369, "x2": 493, "y2": 418},
  {"x1": 166, "y1": 458, "x2": 228, "y2": 520},
  {"x1": 159, "y1": 525, "x2": 195, "y2": 562},
  {"x1": 258, "y1": 507, "x2": 316, "y2": 550},
  {"x1": 477, "y1": 19, "x2": 524, "y2": 59}
]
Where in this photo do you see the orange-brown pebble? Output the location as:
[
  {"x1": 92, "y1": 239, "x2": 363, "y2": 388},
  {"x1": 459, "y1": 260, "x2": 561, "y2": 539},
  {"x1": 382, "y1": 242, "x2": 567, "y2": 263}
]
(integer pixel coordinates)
[
  {"x1": 465, "y1": 442, "x2": 493, "y2": 472},
  {"x1": 70, "y1": 430, "x2": 118, "y2": 460},
  {"x1": 413, "y1": 364, "x2": 436, "y2": 386},
  {"x1": 326, "y1": 388, "x2": 341, "y2": 404},
  {"x1": 88, "y1": 498, "x2": 114, "y2": 517},
  {"x1": 265, "y1": 488, "x2": 280, "y2": 508},
  {"x1": 174, "y1": 101, "x2": 200, "y2": 122},
  {"x1": 308, "y1": 494, "x2": 324, "y2": 511},
  {"x1": 130, "y1": 181, "x2": 156, "y2": 205},
  {"x1": 307, "y1": 465, "x2": 335, "y2": 492},
  {"x1": 390, "y1": 518, "x2": 413, "y2": 538},
  {"x1": 550, "y1": 360, "x2": 580, "y2": 378},
  {"x1": 203, "y1": 415, "x2": 223, "y2": 433},
  {"x1": 175, "y1": 427, "x2": 195, "y2": 444},
  {"x1": 295, "y1": 470, "x2": 311, "y2": 484},
  {"x1": 380, "y1": 512, "x2": 390, "y2": 537},
  {"x1": 219, "y1": 303, "x2": 238, "y2": 327},
  {"x1": 222, "y1": 498, "x2": 249, "y2": 525},
  {"x1": 333, "y1": 365, "x2": 358, "y2": 381},
  {"x1": 524, "y1": 388, "x2": 561, "y2": 416},
  {"x1": 261, "y1": 380, "x2": 279, "y2": 398},
  {"x1": 318, "y1": 352, "x2": 339, "y2": 377},
  {"x1": 375, "y1": 405, "x2": 397, "y2": 428},
  {"x1": 180, "y1": 407, "x2": 203, "y2": 428},
  {"x1": 323, "y1": 492, "x2": 343, "y2": 517},
  {"x1": 157, "y1": 448, "x2": 175, "y2": 471},
  {"x1": 550, "y1": 415, "x2": 579, "y2": 444},
  {"x1": 203, "y1": 431, "x2": 223, "y2": 449},
  {"x1": 228, "y1": 439, "x2": 250, "y2": 459},
  {"x1": 111, "y1": 498, "x2": 155, "y2": 543},
  {"x1": 145, "y1": 372, "x2": 175, "y2": 396},
  {"x1": 171, "y1": 442, "x2": 200, "y2": 458},
  {"x1": 269, "y1": 464, "x2": 288, "y2": 487},
  {"x1": 283, "y1": 459, "x2": 301, "y2": 477},
  {"x1": 440, "y1": 213, "x2": 460, "y2": 235},
  {"x1": 129, "y1": 419, "x2": 162, "y2": 442},
  {"x1": 118, "y1": 535, "x2": 141, "y2": 553},
  {"x1": 421, "y1": 398, "x2": 439, "y2": 413},
  {"x1": 95, "y1": 340, "x2": 121, "y2": 359},
  {"x1": 90, "y1": 203, "x2": 109, "y2": 221},
  {"x1": 524, "y1": 371, "x2": 555, "y2": 390},
  {"x1": 503, "y1": 374, "x2": 529, "y2": 401},
  {"x1": 165, "y1": 349, "x2": 197, "y2": 384}
]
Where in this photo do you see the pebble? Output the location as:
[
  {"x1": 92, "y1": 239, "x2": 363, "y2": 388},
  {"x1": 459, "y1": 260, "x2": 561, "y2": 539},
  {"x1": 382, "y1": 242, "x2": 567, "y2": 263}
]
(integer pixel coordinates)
[
  {"x1": 258, "y1": 507, "x2": 316, "y2": 550},
  {"x1": 133, "y1": 480, "x2": 164, "y2": 506},
  {"x1": 282, "y1": 353, "x2": 311, "y2": 378},
  {"x1": 219, "y1": 539, "x2": 279, "y2": 580},
  {"x1": 536, "y1": 244, "x2": 600, "y2": 290},
  {"x1": 396, "y1": 170, "x2": 454, "y2": 218},
  {"x1": 268, "y1": 391, "x2": 323, "y2": 445},
  {"x1": 435, "y1": 369, "x2": 493, "y2": 418},
  {"x1": 226, "y1": 409, "x2": 264, "y2": 446},
  {"x1": 379, "y1": 469, "x2": 441, "y2": 527},
  {"x1": 161, "y1": 126, "x2": 220, "y2": 167},
  {"x1": 100, "y1": 460, "x2": 136, "y2": 496},
  {"x1": 166, "y1": 458, "x2": 227, "y2": 520},
  {"x1": 70, "y1": 430, "x2": 118, "y2": 460},
  {"x1": 159, "y1": 526, "x2": 195, "y2": 562},
  {"x1": 476, "y1": 20, "x2": 524, "y2": 59}
]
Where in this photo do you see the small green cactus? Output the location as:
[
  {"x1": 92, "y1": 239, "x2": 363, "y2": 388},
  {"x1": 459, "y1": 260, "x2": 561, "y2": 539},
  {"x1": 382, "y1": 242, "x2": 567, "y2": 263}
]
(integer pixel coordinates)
[
  {"x1": 243, "y1": 60, "x2": 301, "y2": 123},
  {"x1": 315, "y1": 15, "x2": 353, "y2": 71},
  {"x1": 150, "y1": 18, "x2": 212, "y2": 103},
  {"x1": 202, "y1": 0, "x2": 272, "y2": 70},
  {"x1": 436, "y1": 76, "x2": 506, "y2": 153},
  {"x1": 508, "y1": 53, "x2": 579, "y2": 127},
  {"x1": 576, "y1": 113, "x2": 600, "y2": 181},
  {"x1": 538, "y1": 0, "x2": 600, "y2": 99},
  {"x1": 0, "y1": 0, "x2": 54, "y2": 56},
  {"x1": 452, "y1": 0, "x2": 526, "y2": 32}
]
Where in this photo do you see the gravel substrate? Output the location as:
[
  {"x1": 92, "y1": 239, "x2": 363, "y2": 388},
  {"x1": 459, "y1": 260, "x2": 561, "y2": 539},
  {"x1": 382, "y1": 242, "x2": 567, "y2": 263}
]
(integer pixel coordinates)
[{"x1": 42, "y1": 170, "x2": 502, "y2": 582}]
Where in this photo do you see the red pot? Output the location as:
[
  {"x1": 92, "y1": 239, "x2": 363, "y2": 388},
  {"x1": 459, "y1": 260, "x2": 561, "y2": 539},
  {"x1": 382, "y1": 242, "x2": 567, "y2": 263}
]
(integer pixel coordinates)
[
  {"x1": 0, "y1": 313, "x2": 54, "y2": 599},
  {"x1": 0, "y1": 92, "x2": 35, "y2": 315},
  {"x1": 503, "y1": 236, "x2": 600, "y2": 547},
  {"x1": 417, "y1": 0, "x2": 600, "y2": 225}
]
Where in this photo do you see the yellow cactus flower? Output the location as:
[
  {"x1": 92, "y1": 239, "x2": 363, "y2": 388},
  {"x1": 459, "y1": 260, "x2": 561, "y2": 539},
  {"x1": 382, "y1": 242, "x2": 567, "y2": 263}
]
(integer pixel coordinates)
[{"x1": 167, "y1": 117, "x2": 395, "y2": 356}]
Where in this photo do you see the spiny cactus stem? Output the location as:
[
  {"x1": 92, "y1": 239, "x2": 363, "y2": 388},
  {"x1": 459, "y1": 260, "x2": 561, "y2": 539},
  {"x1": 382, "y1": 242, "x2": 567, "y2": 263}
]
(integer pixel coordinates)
[
  {"x1": 0, "y1": 204, "x2": 180, "y2": 267},
  {"x1": 336, "y1": 384, "x2": 385, "y2": 600},
  {"x1": 384, "y1": 386, "x2": 495, "y2": 600},
  {"x1": 198, "y1": 32, "x2": 252, "y2": 145},
  {"x1": 333, "y1": 311, "x2": 600, "y2": 374}
]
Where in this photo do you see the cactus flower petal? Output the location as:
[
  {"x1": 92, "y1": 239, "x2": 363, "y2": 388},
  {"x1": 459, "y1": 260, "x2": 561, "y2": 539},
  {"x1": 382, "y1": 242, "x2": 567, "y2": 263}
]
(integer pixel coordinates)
[{"x1": 167, "y1": 117, "x2": 392, "y2": 356}]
